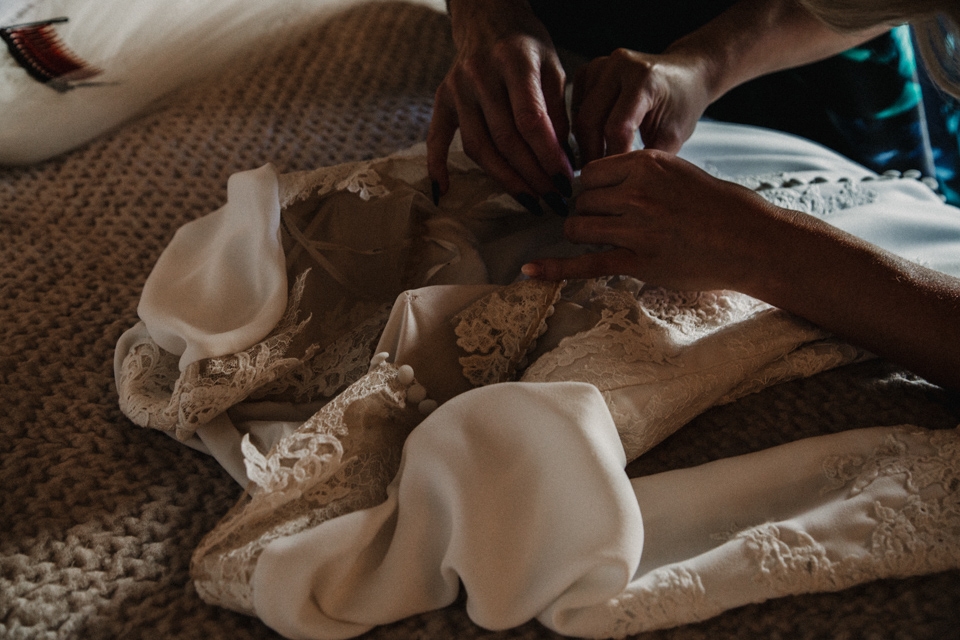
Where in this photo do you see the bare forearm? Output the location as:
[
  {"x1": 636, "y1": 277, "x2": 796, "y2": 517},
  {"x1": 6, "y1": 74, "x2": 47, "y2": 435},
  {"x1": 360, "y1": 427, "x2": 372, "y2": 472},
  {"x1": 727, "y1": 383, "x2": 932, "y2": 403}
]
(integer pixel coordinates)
[
  {"x1": 746, "y1": 208, "x2": 960, "y2": 390},
  {"x1": 525, "y1": 150, "x2": 960, "y2": 388},
  {"x1": 665, "y1": 0, "x2": 888, "y2": 102}
]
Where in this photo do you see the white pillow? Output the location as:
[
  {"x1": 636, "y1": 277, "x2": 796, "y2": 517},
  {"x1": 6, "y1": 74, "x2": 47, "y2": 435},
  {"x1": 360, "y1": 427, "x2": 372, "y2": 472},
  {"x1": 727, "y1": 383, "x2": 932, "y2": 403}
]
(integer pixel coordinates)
[{"x1": 0, "y1": 0, "x2": 444, "y2": 165}]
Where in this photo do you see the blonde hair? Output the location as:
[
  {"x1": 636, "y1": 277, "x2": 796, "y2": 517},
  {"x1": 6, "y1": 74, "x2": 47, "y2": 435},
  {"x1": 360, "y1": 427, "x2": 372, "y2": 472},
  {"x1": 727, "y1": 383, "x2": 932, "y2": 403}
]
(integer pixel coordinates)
[{"x1": 800, "y1": 0, "x2": 960, "y2": 99}]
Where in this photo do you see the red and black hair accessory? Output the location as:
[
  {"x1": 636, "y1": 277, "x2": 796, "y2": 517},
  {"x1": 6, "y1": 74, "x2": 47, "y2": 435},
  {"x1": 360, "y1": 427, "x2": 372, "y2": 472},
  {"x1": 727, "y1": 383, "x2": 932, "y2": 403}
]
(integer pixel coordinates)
[{"x1": 0, "y1": 17, "x2": 103, "y2": 92}]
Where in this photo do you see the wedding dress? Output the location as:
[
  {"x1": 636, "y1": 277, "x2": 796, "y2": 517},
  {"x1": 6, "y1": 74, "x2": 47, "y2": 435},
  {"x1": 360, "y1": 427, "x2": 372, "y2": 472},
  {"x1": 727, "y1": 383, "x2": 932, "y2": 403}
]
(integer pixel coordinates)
[{"x1": 115, "y1": 121, "x2": 960, "y2": 638}]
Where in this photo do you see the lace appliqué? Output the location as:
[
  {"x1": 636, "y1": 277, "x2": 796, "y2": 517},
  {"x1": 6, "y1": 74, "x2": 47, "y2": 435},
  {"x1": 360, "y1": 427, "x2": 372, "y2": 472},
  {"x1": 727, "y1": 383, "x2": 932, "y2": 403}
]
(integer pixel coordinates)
[
  {"x1": 702, "y1": 168, "x2": 879, "y2": 217},
  {"x1": 453, "y1": 279, "x2": 563, "y2": 386},
  {"x1": 753, "y1": 180, "x2": 876, "y2": 216},
  {"x1": 118, "y1": 274, "x2": 316, "y2": 441},
  {"x1": 636, "y1": 286, "x2": 772, "y2": 338},
  {"x1": 251, "y1": 303, "x2": 392, "y2": 403},
  {"x1": 527, "y1": 280, "x2": 774, "y2": 382},
  {"x1": 604, "y1": 566, "x2": 720, "y2": 638},
  {"x1": 278, "y1": 159, "x2": 390, "y2": 208},
  {"x1": 593, "y1": 427, "x2": 960, "y2": 638},
  {"x1": 521, "y1": 278, "x2": 830, "y2": 460},
  {"x1": 745, "y1": 427, "x2": 960, "y2": 595},
  {"x1": 191, "y1": 362, "x2": 429, "y2": 615}
]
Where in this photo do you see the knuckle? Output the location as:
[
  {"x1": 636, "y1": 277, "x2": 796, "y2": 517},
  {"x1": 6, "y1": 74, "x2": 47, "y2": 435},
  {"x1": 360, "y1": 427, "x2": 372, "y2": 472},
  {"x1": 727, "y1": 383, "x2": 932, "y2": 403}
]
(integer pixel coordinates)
[
  {"x1": 490, "y1": 37, "x2": 528, "y2": 67},
  {"x1": 642, "y1": 147, "x2": 671, "y2": 163},
  {"x1": 513, "y1": 106, "x2": 549, "y2": 132},
  {"x1": 459, "y1": 132, "x2": 483, "y2": 158},
  {"x1": 610, "y1": 48, "x2": 640, "y2": 67},
  {"x1": 489, "y1": 128, "x2": 519, "y2": 152},
  {"x1": 457, "y1": 59, "x2": 485, "y2": 86},
  {"x1": 604, "y1": 121, "x2": 636, "y2": 144}
]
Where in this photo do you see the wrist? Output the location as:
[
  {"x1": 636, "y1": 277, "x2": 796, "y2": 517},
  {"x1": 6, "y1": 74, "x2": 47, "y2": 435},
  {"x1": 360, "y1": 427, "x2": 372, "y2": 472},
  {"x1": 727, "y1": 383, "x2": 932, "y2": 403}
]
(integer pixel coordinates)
[
  {"x1": 737, "y1": 203, "x2": 864, "y2": 316},
  {"x1": 446, "y1": 0, "x2": 540, "y2": 46},
  {"x1": 661, "y1": 24, "x2": 745, "y2": 104},
  {"x1": 706, "y1": 186, "x2": 824, "y2": 303}
]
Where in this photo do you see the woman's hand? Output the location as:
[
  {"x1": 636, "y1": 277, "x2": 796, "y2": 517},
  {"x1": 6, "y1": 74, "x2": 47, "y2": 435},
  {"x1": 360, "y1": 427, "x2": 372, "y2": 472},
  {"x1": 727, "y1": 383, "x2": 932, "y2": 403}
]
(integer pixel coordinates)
[
  {"x1": 428, "y1": 0, "x2": 574, "y2": 210},
  {"x1": 522, "y1": 150, "x2": 960, "y2": 390},
  {"x1": 565, "y1": 0, "x2": 885, "y2": 164},
  {"x1": 522, "y1": 150, "x2": 782, "y2": 293},
  {"x1": 572, "y1": 49, "x2": 713, "y2": 163}
]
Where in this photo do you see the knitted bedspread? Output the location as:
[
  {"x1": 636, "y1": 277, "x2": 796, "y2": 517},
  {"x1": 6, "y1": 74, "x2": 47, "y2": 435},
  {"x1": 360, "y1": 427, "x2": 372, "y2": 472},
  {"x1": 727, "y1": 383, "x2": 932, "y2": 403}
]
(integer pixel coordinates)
[{"x1": 2, "y1": 3, "x2": 959, "y2": 638}]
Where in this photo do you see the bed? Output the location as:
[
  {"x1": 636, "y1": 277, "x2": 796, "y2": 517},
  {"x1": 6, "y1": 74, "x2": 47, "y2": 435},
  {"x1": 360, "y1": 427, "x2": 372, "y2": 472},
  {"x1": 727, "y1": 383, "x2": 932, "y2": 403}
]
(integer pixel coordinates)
[{"x1": 3, "y1": 2, "x2": 960, "y2": 639}]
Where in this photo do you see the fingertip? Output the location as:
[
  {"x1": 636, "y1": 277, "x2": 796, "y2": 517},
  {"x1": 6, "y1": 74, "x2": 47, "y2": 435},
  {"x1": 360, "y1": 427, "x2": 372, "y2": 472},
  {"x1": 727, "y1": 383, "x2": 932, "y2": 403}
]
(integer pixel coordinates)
[
  {"x1": 523, "y1": 260, "x2": 565, "y2": 281},
  {"x1": 427, "y1": 161, "x2": 450, "y2": 197},
  {"x1": 426, "y1": 136, "x2": 452, "y2": 197},
  {"x1": 520, "y1": 262, "x2": 542, "y2": 278},
  {"x1": 426, "y1": 107, "x2": 457, "y2": 195},
  {"x1": 552, "y1": 173, "x2": 573, "y2": 199}
]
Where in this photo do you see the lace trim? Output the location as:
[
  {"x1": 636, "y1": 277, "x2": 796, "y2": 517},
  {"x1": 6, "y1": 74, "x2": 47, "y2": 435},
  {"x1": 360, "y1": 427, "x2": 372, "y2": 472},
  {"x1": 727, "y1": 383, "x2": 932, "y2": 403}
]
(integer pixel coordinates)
[
  {"x1": 453, "y1": 279, "x2": 563, "y2": 386},
  {"x1": 605, "y1": 566, "x2": 720, "y2": 638},
  {"x1": 118, "y1": 274, "x2": 316, "y2": 441},
  {"x1": 713, "y1": 338, "x2": 869, "y2": 406},
  {"x1": 524, "y1": 281, "x2": 773, "y2": 387},
  {"x1": 822, "y1": 427, "x2": 960, "y2": 500},
  {"x1": 278, "y1": 160, "x2": 390, "y2": 208},
  {"x1": 522, "y1": 279, "x2": 833, "y2": 460},
  {"x1": 191, "y1": 361, "x2": 432, "y2": 615},
  {"x1": 251, "y1": 303, "x2": 392, "y2": 404},
  {"x1": 595, "y1": 426, "x2": 960, "y2": 637},
  {"x1": 753, "y1": 181, "x2": 877, "y2": 215},
  {"x1": 636, "y1": 286, "x2": 772, "y2": 338},
  {"x1": 741, "y1": 427, "x2": 960, "y2": 592},
  {"x1": 701, "y1": 168, "x2": 880, "y2": 216}
]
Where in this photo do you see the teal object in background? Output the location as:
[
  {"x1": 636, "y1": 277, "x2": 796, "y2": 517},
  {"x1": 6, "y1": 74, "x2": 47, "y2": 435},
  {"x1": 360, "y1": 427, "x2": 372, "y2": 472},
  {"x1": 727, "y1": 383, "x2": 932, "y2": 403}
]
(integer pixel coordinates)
[
  {"x1": 528, "y1": 1, "x2": 960, "y2": 206},
  {"x1": 823, "y1": 26, "x2": 959, "y2": 204},
  {"x1": 708, "y1": 26, "x2": 960, "y2": 205},
  {"x1": 912, "y1": 28, "x2": 960, "y2": 205}
]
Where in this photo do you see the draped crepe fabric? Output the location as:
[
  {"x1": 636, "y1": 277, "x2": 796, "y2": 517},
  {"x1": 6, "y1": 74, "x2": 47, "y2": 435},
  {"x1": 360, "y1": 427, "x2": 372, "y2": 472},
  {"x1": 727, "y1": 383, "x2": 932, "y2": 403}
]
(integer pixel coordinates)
[
  {"x1": 252, "y1": 384, "x2": 960, "y2": 638},
  {"x1": 115, "y1": 122, "x2": 960, "y2": 637}
]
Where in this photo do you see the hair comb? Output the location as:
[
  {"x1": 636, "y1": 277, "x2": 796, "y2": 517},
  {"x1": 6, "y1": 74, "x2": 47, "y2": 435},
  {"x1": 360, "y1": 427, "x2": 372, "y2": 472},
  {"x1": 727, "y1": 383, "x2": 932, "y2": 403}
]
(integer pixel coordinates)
[{"x1": 0, "y1": 17, "x2": 104, "y2": 92}]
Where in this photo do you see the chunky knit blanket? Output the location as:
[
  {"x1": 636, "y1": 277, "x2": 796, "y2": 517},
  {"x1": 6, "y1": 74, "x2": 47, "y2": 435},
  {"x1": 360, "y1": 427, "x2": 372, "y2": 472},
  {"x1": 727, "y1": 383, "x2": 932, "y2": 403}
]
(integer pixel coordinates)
[{"x1": 2, "y1": 3, "x2": 959, "y2": 639}]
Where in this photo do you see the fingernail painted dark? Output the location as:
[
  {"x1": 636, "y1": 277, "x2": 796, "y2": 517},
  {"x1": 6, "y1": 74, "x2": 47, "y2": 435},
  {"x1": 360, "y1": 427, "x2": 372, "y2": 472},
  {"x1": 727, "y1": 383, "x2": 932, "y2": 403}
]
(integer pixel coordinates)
[
  {"x1": 552, "y1": 173, "x2": 573, "y2": 198},
  {"x1": 431, "y1": 180, "x2": 441, "y2": 206},
  {"x1": 544, "y1": 192, "x2": 569, "y2": 217},
  {"x1": 515, "y1": 193, "x2": 545, "y2": 217},
  {"x1": 561, "y1": 139, "x2": 578, "y2": 169}
]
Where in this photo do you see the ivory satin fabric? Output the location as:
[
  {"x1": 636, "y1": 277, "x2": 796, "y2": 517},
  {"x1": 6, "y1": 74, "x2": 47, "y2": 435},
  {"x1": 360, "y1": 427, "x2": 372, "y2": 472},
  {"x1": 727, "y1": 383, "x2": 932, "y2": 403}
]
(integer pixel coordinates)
[{"x1": 116, "y1": 122, "x2": 960, "y2": 637}]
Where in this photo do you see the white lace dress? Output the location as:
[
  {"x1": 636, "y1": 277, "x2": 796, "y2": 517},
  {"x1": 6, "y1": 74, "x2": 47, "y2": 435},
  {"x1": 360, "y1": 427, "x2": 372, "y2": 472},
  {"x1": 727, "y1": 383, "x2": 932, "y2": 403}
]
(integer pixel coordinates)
[{"x1": 114, "y1": 121, "x2": 960, "y2": 638}]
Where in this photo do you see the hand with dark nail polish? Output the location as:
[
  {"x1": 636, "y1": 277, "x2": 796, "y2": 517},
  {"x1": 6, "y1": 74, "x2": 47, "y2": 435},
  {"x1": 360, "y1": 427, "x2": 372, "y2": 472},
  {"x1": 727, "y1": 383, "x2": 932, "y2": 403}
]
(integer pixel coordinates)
[
  {"x1": 544, "y1": 192, "x2": 569, "y2": 216},
  {"x1": 552, "y1": 173, "x2": 573, "y2": 199},
  {"x1": 515, "y1": 193, "x2": 545, "y2": 216}
]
